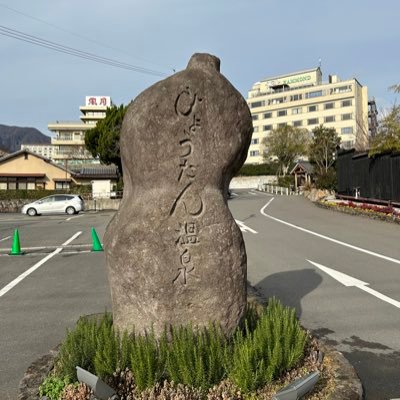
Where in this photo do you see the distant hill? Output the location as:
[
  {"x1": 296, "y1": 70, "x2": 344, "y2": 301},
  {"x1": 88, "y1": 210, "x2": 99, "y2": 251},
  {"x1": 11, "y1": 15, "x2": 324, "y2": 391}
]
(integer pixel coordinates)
[{"x1": 0, "y1": 124, "x2": 51, "y2": 153}]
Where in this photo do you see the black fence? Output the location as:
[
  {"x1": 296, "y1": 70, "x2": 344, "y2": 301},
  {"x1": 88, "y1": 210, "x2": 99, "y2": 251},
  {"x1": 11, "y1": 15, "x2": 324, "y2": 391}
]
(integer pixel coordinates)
[{"x1": 337, "y1": 149, "x2": 400, "y2": 202}]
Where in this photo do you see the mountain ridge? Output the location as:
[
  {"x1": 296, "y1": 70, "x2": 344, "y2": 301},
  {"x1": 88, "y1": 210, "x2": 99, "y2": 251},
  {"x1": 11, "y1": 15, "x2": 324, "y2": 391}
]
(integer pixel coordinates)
[{"x1": 0, "y1": 124, "x2": 51, "y2": 153}]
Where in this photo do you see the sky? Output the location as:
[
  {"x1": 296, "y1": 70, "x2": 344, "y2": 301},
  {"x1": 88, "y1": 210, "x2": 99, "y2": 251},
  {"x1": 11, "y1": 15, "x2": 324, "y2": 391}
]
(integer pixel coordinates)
[{"x1": 1, "y1": 0, "x2": 399, "y2": 136}]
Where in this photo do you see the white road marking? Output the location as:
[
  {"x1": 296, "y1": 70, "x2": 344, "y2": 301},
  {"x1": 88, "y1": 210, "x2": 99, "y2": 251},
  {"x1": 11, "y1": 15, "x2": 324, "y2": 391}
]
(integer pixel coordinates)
[
  {"x1": 230, "y1": 192, "x2": 238, "y2": 197},
  {"x1": 0, "y1": 236, "x2": 11, "y2": 242},
  {"x1": 65, "y1": 214, "x2": 83, "y2": 222},
  {"x1": 308, "y1": 260, "x2": 400, "y2": 309},
  {"x1": 0, "y1": 231, "x2": 82, "y2": 298},
  {"x1": 260, "y1": 198, "x2": 400, "y2": 265},
  {"x1": 235, "y1": 219, "x2": 258, "y2": 234}
]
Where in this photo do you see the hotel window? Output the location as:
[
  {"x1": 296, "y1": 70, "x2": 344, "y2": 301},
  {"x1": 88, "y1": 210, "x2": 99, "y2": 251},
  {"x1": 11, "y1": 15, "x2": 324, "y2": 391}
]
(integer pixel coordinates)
[
  {"x1": 306, "y1": 90, "x2": 323, "y2": 99},
  {"x1": 278, "y1": 122, "x2": 287, "y2": 128},
  {"x1": 341, "y1": 127, "x2": 353, "y2": 134},
  {"x1": 253, "y1": 126, "x2": 259, "y2": 132},
  {"x1": 263, "y1": 112, "x2": 272, "y2": 119},
  {"x1": 263, "y1": 125, "x2": 272, "y2": 131},
  {"x1": 277, "y1": 110, "x2": 287, "y2": 117},
  {"x1": 341, "y1": 99, "x2": 352, "y2": 107},
  {"x1": 250, "y1": 150, "x2": 260, "y2": 157},
  {"x1": 293, "y1": 120, "x2": 302, "y2": 127},
  {"x1": 308, "y1": 118, "x2": 318, "y2": 125},
  {"x1": 341, "y1": 113, "x2": 352, "y2": 121},
  {"x1": 251, "y1": 138, "x2": 259, "y2": 145},
  {"x1": 308, "y1": 105, "x2": 318, "y2": 112},
  {"x1": 252, "y1": 114, "x2": 259, "y2": 121},
  {"x1": 270, "y1": 97, "x2": 286, "y2": 105},
  {"x1": 292, "y1": 107, "x2": 302, "y2": 115},
  {"x1": 324, "y1": 116, "x2": 335, "y2": 123},
  {"x1": 290, "y1": 94, "x2": 302, "y2": 101},
  {"x1": 250, "y1": 101, "x2": 265, "y2": 108},
  {"x1": 324, "y1": 102, "x2": 334, "y2": 110},
  {"x1": 331, "y1": 85, "x2": 352, "y2": 94}
]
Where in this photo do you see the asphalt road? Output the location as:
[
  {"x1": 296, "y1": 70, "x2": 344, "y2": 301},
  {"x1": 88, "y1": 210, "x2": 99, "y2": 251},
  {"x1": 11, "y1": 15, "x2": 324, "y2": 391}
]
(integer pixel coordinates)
[
  {"x1": 0, "y1": 211, "x2": 113, "y2": 400},
  {"x1": 1, "y1": 192, "x2": 399, "y2": 399},
  {"x1": 230, "y1": 190, "x2": 400, "y2": 400}
]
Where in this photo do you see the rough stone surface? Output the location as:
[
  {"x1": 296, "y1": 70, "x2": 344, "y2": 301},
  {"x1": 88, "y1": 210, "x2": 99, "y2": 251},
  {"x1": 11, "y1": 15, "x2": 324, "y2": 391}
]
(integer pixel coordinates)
[{"x1": 104, "y1": 53, "x2": 253, "y2": 337}]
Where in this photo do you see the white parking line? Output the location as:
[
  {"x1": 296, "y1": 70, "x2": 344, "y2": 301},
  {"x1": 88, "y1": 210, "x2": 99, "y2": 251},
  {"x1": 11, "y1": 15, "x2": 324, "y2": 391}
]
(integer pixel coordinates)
[
  {"x1": 65, "y1": 214, "x2": 83, "y2": 222},
  {"x1": 0, "y1": 231, "x2": 82, "y2": 298},
  {"x1": 0, "y1": 236, "x2": 11, "y2": 242},
  {"x1": 260, "y1": 198, "x2": 400, "y2": 265}
]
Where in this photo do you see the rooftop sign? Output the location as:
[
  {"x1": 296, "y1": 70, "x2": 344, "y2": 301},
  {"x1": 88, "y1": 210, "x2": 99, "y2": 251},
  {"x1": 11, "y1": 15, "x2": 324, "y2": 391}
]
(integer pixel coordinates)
[{"x1": 85, "y1": 96, "x2": 111, "y2": 107}]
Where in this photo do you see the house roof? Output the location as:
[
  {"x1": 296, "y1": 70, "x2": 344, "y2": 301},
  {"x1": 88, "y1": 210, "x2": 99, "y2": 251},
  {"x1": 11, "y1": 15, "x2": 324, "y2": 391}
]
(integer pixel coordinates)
[
  {"x1": 72, "y1": 165, "x2": 119, "y2": 179},
  {"x1": 0, "y1": 149, "x2": 72, "y2": 174},
  {"x1": 290, "y1": 161, "x2": 314, "y2": 175}
]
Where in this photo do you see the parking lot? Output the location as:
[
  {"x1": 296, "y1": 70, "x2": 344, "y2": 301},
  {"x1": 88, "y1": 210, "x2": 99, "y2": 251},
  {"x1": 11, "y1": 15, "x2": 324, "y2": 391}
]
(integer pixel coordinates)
[{"x1": 0, "y1": 211, "x2": 114, "y2": 399}]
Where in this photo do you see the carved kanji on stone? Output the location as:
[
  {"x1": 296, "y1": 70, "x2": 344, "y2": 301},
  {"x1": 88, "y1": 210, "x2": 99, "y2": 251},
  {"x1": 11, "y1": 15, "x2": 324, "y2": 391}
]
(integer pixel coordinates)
[{"x1": 104, "y1": 53, "x2": 253, "y2": 337}]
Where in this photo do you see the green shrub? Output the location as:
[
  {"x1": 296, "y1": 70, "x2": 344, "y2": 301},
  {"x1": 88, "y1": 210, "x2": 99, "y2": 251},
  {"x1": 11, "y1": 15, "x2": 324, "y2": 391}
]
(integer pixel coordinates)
[
  {"x1": 315, "y1": 168, "x2": 337, "y2": 190},
  {"x1": 237, "y1": 163, "x2": 279, "y2": 176},
  {"x1": 164, "y1": 323, "x2": 227, "y2": 390},
  {"x1": 39, "y1": 375, "x2": 69, "y2": 400},
  {"x1": 51, "y1": 299, "x2": 307, "y2": 394},
  {"x1": 277, "y1": 175, "x2": 294, "y2": 188},
  {"x1": 130, "y1": 328, "x2": 164, "y2": 391},
  {"x1": 227, "y1": 298, "x2": 307, "y2": 392}
]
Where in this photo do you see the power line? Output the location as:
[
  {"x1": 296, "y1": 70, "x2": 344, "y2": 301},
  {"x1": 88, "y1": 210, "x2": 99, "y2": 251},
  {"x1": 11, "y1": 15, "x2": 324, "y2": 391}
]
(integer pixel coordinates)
[
  {"x1": 0, "y1": 24, "x2": 169, "y2": 77},
  {"x1": 0, "y1": 2, "x2": 175, "y2": 73}
]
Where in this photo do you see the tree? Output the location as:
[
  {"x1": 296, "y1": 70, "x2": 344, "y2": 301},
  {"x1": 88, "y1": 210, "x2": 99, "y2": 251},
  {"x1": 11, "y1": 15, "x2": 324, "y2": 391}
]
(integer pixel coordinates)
[
  {"x1": 262, "y1": 125, "x2": 309, "y2": 177},
  {"x1": 309, "y1": 125, "x2": 341, "y2": 175},
  {"x1": 368, "y1": 105, "x2": 400, "y2": 156},
  {"x1": 85, "y1": 104, "x2": 127, "y2": 173}
]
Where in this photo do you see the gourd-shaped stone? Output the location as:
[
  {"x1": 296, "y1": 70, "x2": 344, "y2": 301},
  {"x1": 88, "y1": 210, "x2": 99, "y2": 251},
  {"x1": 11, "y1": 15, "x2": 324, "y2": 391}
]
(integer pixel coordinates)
[{"x1": 104, "y1": 53, "x2": 253, "y2": 337}]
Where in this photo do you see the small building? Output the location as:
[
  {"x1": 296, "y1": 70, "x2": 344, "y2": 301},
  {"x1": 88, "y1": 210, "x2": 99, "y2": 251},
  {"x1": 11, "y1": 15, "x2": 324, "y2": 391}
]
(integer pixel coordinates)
[
  {"x1": 290, "y1": 161, "x2": 314, "y2": 190},
  {"x1": 0, "y1": 150, "x2": 75, "y2": 190}
]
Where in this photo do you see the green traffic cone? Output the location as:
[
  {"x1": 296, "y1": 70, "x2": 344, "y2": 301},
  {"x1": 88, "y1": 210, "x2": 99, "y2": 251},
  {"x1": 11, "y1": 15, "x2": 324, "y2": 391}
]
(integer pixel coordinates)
[
  {"x1": 10, "y1": 229, "x2": 22, "y2": 256},
  {"x1": 91, "y1": 228, "x2": 103, "y2": 252}
]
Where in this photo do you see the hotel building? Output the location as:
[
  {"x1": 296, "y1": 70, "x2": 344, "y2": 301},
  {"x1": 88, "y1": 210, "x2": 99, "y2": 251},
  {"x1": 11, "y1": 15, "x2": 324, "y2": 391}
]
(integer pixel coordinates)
[
  {"x1": 20, "y1": 143, "x2": 53, "y2": 159},
  {"x1": 48, "y1": 96, "x2": 111, "y2": 166},
  {"x1": 245, "y1": 68, "x2": 371, "y2": 164}
]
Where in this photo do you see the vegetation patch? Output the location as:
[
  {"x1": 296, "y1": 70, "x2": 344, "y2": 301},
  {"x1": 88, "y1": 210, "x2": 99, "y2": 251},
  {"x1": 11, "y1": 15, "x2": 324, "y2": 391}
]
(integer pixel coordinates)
[
  {"x1": 39, "y1": 299, "x2": 333, "y2": 400},
  {"x1": 318, "y1": 200, "x2": 400, "y2": 224}
]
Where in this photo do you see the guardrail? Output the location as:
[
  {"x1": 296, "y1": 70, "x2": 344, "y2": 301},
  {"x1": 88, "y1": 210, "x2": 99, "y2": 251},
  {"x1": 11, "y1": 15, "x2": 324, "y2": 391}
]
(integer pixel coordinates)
[{"x1": 262, "y1": 184, "x2": 297, "y2": 196}]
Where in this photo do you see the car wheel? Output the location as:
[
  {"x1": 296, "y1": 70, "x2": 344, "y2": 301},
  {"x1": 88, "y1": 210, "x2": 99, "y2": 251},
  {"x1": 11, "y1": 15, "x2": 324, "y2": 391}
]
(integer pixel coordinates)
[
  {"x1": 66, "y1": 206, "x2": 76, "y2": 215},
  {"x1": 27, "y1": 208, "x2": 37, "y2": 217}
]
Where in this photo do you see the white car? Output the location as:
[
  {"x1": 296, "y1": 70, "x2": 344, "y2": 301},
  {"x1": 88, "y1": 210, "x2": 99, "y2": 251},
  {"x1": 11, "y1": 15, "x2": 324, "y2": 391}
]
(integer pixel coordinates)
[{"x1": 21, "y1": 194, "x2": 85, "y2": 216}]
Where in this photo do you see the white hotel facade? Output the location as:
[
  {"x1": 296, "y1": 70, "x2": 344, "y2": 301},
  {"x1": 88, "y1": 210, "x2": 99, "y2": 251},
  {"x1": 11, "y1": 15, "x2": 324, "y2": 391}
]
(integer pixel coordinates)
[
  {"x1": 47, "y1": 96, "x2": 111, "y2": 166},
  {"x1": 245, "y1": 68, "x2": 370, "y2": 164}
]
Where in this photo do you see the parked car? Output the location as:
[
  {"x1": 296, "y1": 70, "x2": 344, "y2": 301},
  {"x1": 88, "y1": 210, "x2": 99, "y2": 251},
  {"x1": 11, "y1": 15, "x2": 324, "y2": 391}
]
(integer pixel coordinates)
[{"x1": 21, "y1": 194, "x2": 84, "y2": 216}]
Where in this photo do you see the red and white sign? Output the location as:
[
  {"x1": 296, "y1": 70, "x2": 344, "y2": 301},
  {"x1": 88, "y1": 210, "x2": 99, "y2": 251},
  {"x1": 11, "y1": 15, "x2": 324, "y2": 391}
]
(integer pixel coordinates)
[{"x1": 85, "y1": 96, "x2": 111, "y2": 107}]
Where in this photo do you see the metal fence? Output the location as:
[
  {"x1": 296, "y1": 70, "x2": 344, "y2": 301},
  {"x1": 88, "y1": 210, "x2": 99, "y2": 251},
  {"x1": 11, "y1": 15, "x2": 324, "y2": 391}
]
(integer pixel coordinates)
[{"x1": 337, "y1": 149, "x2": 400, "y2": 202}]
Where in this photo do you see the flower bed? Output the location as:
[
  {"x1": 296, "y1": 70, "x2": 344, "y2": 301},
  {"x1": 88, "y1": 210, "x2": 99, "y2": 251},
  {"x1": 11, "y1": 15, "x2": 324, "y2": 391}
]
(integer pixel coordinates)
[
  {"x1": 318, "y1": 200, "x2": 400, "y2": 224},
  {"x1": 36, "y1": 299, "x2": 337, "y2": 400}
]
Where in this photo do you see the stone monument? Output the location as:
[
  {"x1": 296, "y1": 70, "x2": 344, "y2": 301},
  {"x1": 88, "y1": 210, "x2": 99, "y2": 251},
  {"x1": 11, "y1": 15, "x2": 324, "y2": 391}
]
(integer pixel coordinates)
[{"x1": 104, "y1": 53, "x2": 253, "y2": 337}]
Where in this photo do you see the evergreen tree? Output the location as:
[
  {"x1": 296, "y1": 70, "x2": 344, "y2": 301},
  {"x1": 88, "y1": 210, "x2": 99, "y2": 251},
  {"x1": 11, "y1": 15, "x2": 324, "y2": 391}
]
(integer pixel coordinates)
[{"x1": 85, "y1": 104, "x2": 127, "y2": 174}]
